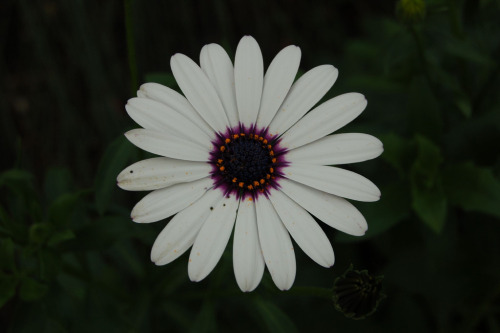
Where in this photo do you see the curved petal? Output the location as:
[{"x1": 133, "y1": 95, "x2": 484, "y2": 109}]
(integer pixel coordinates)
[
  {"x1": 280, "y1": 93, "x2": 367, "y2": 149},
  {"x1": 171, "y1": 53, "x2": 229, "y2": 133},
  {"x1": 267, "y1": 65, "x2": 338, "y2": 137},
  {"x1": 283, "y1": 164, "x2": 381, "y2": 202},
  {"x1": 139, "y1": 83, "x2": 213, "y2": 138},
  {"x1": 200, "y1": 44, "x2": 239, "y2": 128},
  {"x1": 286, "y1": 133, "x2": 383, "y2": 165},
  {"x1": 125, "y1": 128, "x2": 210, "y2": 162},
  {"x1": 256, "y1": 45, "x2": 301, "y2": 129},
  {"x1": 126, "y1": 97, "x2": 211, "y2": 148},
  {"x1": 117, "y1": 157, "x2": 211, "y2": 191},
  {"x1": 233, "y1": 197, "x2": 265, "y2": 292},
  {"x1": 131, "y1": 177, "x2": 213, "y2": 223},
  {"x1": 279, "y1": 178, "x2": 368, "y2": 236},
  {"x1": 269, "y1": 189, "x2": 335, "y2": 267},
  {"x1": 188, "y1": 195, "x2": 238, "y2": 282},
  {"x1": 255, "y1": 197, "x2": 295, "y2": 290},
  {"x1": 234, "y1": 36, "x2": 264, "y2": 126},
  {"x1": 151, "y1": 190, "x2": 222, "y2": 265}
]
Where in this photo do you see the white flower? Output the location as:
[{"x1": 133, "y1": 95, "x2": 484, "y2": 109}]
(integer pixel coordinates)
[{"x1": 117, "y1": 36, "x2": 383, "y2": 292}]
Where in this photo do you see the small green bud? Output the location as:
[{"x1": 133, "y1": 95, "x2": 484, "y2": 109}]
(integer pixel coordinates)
[
  {"x1": 396, "y1": 0, "x2": 427, "y2": 24},
  {"x1": 332, "y1": 265, "x2": 385, "y2": 320}
]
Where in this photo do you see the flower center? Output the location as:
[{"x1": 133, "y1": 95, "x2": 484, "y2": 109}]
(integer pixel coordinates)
[{"x1": 210, "y1": 129, "x2": 285, "y2": 199}]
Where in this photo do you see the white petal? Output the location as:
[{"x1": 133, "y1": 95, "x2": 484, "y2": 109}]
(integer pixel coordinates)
[
  {"x1": 279, "y1": 178, "x2": 368, "y2": 236},
  {"x1": 200, "y1": 44, "x2": 239, "y2": 128},
  {"x1": 117, "y1": 157, "x2": 211, "y2": 191},
  {"x1": 125, "y1": 97, "x2": 211, "y2": 148},
  {"x1": 267, "y1": 65, "x2": 338, "y2": 137},
  {"x1": 171, "y1": 53, "x2": 229, "y2": 133},
  {"x1": 269, "y1": 189, "x2": 335, "y2": 267},
  {"x1": 137, "y1": 90, "x2": 147, "y2": 98},
  {"x1": 286, "y1": 133, "x2": 383, "y2": 165},
  {"x1": 125, "y1": 128, "x2": 209, "y2": 162},
  {"x1": 256, "y1": 45, "x2": 301, "y2": 129},
  {"x1": 233, "y1": 197, "x2": 265, "y2": 292},
  {"x1": 280, "y1": 93, "x2": 367, "y2": 149},
  {"x1": 283, "y1": 164, "x2": 381, "y2": 202},
  {"x1": 234, "y1": 36, "x2": 264, "y2": 126},
  {"x1": 139, "y1": 83, "x2": 213, "y2": 138},
  {"x1": 131, "y1": 177, "x2": 213, "y2": 223},
  {"x1": 151, "y1": 190, "x2": 222, "y2": 265},
  {"x1": 255, "y1": 197, "x2": 295, "y2": 290},
  {"x1": 188, "y1": 195, "x2": 238, "y2": 282}
]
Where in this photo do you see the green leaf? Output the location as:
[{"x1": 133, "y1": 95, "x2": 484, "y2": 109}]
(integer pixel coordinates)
[
  {"x1": 47, "y1": 229, "x2": 75, "y2": 247},
  {"x1": 443, "y1": 162, "x2": 500, "y2": 217},
  {"x1": 444, "y1": 38, "x2": 496, "y2": 67},
  {"x1": 0, "y1": 274, "x2": 18, "y2": 308},
  {"x1": 43, "y1": 167, "x2": 73, "y2": 203},
  {"x1": 253, "y1": 297, "x2": 298, "y2": 333},
  {"x1": 379, "y1": 133, "x2": 415, "y2": 176},
  {"x1": 19, "y1": 277, "x2": 48, "y2": 301},
  {"x1": 144, "y1": 72, "x2": 178, "y2": 88},
  {"x1": 95, "y1": 135, "x2": 138, "y2": 215},
  {"x1": 0, "y1": 238, "x2": 16, "y2": 271},
  {"x1": 48, "y1": 190, "x2": 89, "y2": 227},
  {"x1": 29, "y1": 223, "x2": 52, "y2": 245},
  {"x1": 410, "y1": 136, "x2": 447, "y2": 233},
  {"x1": 408, "y1": 77, "x2": 443, "y2": 140},
  {"x1": 189, "y1": 300, "x2": 217, "y2": 333}
]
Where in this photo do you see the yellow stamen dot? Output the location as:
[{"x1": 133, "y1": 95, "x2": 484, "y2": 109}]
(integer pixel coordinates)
[
  {"x1": 220, "y1": 146, "x2": 225, "y2": 152},
  {"x1": 259, "y1": 137, "x2": 263, "y2": 141},
  {"x1": 217, "y1": 159, "x2": 223, "y2": 164},
  {"x1": 240, "y1": 133, "x2": 245, "y2": 136},
  {"x1": 270, "y1": 167, "x2": 274, "y2": 173},
  {"x1": 266, "y1": 174, "x2": 271, "y2": 179},
  {"x1": 239, "y1": 182, "x2": 244, "y2": 188},
  {"x1": 272, "y1": 158, "x2": 277, "y2": 163},
  {"x1": 249, "y1": 134, "x2": 254, "y2": 138},
  {"x1": 267, "y1": 145, "x2": 272, "y2": 149},
  {"x1": 232, "y1": 178, "x2": 237, "y2": 183},
  {"x1": 270, "y1": 150, "x2": 274, "y2": 156},
  {"x1": 259, "y1": 188, "x2": 265, "y2": 193},
  {"x1": 247, "y1": 185, "x2": 253, "y2": 190},
  {"x1": 253, "y1": 181, "x2": 259, "y2": 187},
  {"x1": 219, "y1": 166, "x2": 225, "y2": 171},
  {"x1": 248, "y1": 197, "x2": 253, "y2": 201},
  {"x1": 233, "y1": 134, "x2": 239, "y2": 139},
  {"x1": 263, "y1": 139, "x2": 268, "y2": 144},
  {"x1": 260, "y1": 179, "x2": 265, "y2": 184},
  {"x1": 225, "y1": 138, "x2": 231, "y2": 144}
]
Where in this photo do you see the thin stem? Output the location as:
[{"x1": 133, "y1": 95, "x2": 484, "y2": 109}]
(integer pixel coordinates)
[{"x1": 124, "y1": 0, "x2": 138, "y2": 95}]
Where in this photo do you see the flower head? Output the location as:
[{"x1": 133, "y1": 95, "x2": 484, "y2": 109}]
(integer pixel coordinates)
[{"x1": 117, "y1": 36, "x2": 383, "y2": 291}]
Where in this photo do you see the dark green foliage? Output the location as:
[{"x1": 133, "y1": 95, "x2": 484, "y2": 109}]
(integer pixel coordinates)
[{"x1": 1, "y1": 0, "x2": 499, "y2": 331}]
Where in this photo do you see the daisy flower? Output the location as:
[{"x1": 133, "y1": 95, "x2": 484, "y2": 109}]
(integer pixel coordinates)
[{"x1": 117, "y1": 36, "x2": 382, "y2": 292}]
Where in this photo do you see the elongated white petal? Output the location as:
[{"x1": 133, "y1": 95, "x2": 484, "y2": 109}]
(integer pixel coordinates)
[
  {"x1": 256, "y1": 45, "x2": 301, "y2": 129},
  {"x1": 139, "y1": 83, "x2": 213, "y2": 138},
  {"x1": 286, "y1": 133, "x2": 383, "y2": 165},
  {"x1": 255, "y1": 197, "x2": 295, "y2": 290},
  {"x1": 279, "y1": 178, "x2": 368, "y2": 236},
  {"x1": 200, "y1": 44, "x2": 239, "y2": 128},
  {"x1": 171, "y1": 53, "x2": 229, "y2": 133},
  {"x1": 269, "y1": 189, "x2": 335, "y2": 267},
  {"x1": 267, "y1": 65, "x2": 338, "y2": 137},
  {"x1": 125, "y1": 129, "x2": 209, "y2": 162},
  {"x1": 131, "y1": 177, "x2": 213, "y2": 223},
  {"x1": 233, "y1": 197, "x2": 265, "y2": 292},
  {"x1": 126, "y1": 97, "x2": 211, "y2": 148},
  {"x1": 281, "y1": 93, "x2": 367, "y2": 149},
  {"x1": 283, "y1": 164, "x2": 380, "y2": 202},
  {"x1": 188, "y1": 195, "x2": 238, "y2": 282},
  {"x1": 234, "y1": 36, "x2": 264, "y2": 126},
  {"x1": 117, "y1": 157, "x2": 211, "y2": 191},
  {"x1": 151, "y1": 190, "x2": 222, "y2": 265}
]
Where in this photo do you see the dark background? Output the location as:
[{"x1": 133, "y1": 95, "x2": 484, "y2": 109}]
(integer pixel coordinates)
[{"x1": 1, "y1": 0, "x2": 500, "y2": 332}]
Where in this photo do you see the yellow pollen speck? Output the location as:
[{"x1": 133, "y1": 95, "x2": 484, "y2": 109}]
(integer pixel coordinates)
[
  {"x1": 247, "y1": 185, "x2": 253, "y2": 190},
  {"x1": 240, "y1": 133, "x2": 245, "y2": 136},
  {"x1": 259, "y1": 137, "x2": 263, "y2": 141},
  {"x1": 249, "y1": 134, "x2": 253, "y2": 138},
  {"x1": 239, "y1": 182, "x2": 244, "y2": 188},
  {"x1": 253, "y1": 181, "x2": 259, "y2": 187},
  {"x1": 263, "y1": 139, "x2": 268, "y2": 144},
  {"x1": 219, "y1": 166, "x2": 225, "y2": 171},
  {"x1": 266, "y1": 174, "x2": 271, "y2": 179},
  {"x1": 260, "y1": 179, "x2": 265, "y2": 184},
  {"x1": 267, "y1": 145, "x2": 272, "y2": 149},
  {"x1": 232, "y1": 178, "x2": 237, "y2": 183},
  {"x1": 233, "y1": 134, "x2": 239, "y2": 139},
  {"x1": 220, "y1": 146, "x2": 225, "y2": 152},
  {"x1": 248, "y1": 197, "x2": 253, "y2": 201},
  {"x1": 270, "y1": 150, "x2": 274, "y2": 156},
  {"x1": 270, "y1": 167, "x2": 274, "y2": 173},
  {"x1": 225, "y1": 138, "x2": 231, "y2": 144},
  {"x1": 272, "y1": 158, "x2": 277, "y2": 163},
  {"x1": 217, "y1": 159, "x2": 223, "y2": 164}
]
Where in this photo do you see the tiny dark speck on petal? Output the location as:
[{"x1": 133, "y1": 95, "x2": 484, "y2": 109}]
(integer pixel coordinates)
[
  {"x1": 223, "y1": 204, "x2": 226, "y2": 207},
  {"x1": 210, "y1": 207, "x2": 213, "y2": 210},
  {"x1": 130, "y1": 170, "x2": 133, "y2": 173}
]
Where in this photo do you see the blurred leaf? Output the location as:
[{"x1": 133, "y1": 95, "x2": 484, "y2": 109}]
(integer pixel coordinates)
[
  {"x1": 444, "y1": 38, "x2": 496, "y2": 67},
  {"x1": 443, "y1": 162, "x2": 500, "y2": 217},
  {"x1": 379, "y1": 133, "x2": 415, "y2": 176},
  {"x1": 48, "y1": 190, "x2": 89, "y2": 227},
  {"x1": 144, "y1": 72, "x2": 178, "y2": 88},
  {"x1": 29, "y1": 223, "x2": 52, "y2": 245},
  {"x1": 336, "y1": 181, "x2": 411, "y2": 242},
  {"x1": 410, "y1": 136, "x2": 447, "y2": 233},
  {"x1": 19, "y1": 277, "x2": 48, "y2": 302},
  {"x1": 0, "y1": 169, "x2": 33, "y2": 187},
  {"x1": 408, "y1": 77, "x2": 443, "y2": 140},
  {"x1": 47, "y1": 229, "x2": 75, "y2": 247},
  {"x1": 43, "y1": 167, "x2": 73, "y2": 203},
  {"x1": 253, "y1": 296, "x2": 298, "y2": 333},
  {"x1": 0, "y1": 274, "x2": 18, "y2": 308},
  {"x1": 95, "y1": 135, "x2": 138, "y2": 215},
  {"x1": 0, "y1": 238, "x2": 16, "y2": 271},
  {"x1": 189, "y1": 300, "x2": 217, "y2": 333}
]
